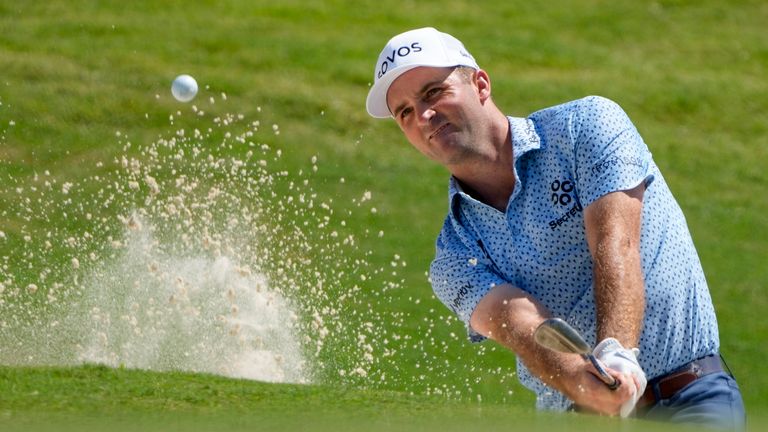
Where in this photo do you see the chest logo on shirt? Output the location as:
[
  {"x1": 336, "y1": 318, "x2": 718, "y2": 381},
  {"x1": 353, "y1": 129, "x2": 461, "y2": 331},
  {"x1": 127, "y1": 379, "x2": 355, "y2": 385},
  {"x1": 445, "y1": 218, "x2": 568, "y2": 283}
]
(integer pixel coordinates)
[
  {"x1": 549, "y1": 179, "x2": 583, "y2": 230},
  {"x1": 551, "y1": 180, "x2": 574, "y2": 206}
]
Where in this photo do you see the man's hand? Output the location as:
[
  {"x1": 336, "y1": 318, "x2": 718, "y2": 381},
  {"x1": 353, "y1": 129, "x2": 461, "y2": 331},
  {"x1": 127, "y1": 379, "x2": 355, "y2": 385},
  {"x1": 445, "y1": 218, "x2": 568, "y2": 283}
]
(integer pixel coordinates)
[
  {"x1": 470, "y1": 285, "x2": 641, "y2": 417},
  {"x1": 563, "y1": 356, "x2": 639, "y2": 416},
  {"x1": 593, "y1": 338, "x2": 647, "y2": 417}
]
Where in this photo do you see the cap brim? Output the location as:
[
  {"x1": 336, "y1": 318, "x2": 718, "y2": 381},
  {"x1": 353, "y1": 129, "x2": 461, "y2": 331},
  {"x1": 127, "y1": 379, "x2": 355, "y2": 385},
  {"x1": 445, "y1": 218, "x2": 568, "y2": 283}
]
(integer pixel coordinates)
[
  {"x1": 365, "y1": 64, "x2": 421, "y2": 118},
  {"x1": 366, "y1": 62, "x2": 479, "y2": 119}
]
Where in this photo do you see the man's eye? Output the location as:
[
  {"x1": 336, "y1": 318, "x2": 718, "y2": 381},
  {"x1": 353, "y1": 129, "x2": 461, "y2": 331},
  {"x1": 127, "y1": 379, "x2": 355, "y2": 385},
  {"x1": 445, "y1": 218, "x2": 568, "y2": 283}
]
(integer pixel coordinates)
[
  {"x1": 425, "y1": 87, "x2": 441, "y2": 99},
  {"x1": 400, "y1": 107, "x2": 413, "y2": 119}
]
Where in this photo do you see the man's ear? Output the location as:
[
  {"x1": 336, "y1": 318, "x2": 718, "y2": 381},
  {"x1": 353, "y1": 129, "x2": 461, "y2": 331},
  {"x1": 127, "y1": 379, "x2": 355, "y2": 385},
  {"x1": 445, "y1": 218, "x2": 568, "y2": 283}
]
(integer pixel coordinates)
[{"x1": 475, "y1": 69, "x2": 492, "y2": 102}]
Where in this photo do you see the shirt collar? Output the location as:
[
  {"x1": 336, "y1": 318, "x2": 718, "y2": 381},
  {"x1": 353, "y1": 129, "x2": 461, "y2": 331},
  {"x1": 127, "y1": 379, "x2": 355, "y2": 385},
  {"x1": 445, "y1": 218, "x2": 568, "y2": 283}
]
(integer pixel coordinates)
[{"x1": 448, "y1": 116, "x2": 541, "y2": 206}]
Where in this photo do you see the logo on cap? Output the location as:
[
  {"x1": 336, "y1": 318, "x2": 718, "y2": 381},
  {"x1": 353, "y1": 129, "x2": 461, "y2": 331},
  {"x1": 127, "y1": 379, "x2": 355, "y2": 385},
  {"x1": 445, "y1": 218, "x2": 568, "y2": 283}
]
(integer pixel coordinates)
[{"x1": 377, "y1": 42, "x2": 423, "y2": 79}]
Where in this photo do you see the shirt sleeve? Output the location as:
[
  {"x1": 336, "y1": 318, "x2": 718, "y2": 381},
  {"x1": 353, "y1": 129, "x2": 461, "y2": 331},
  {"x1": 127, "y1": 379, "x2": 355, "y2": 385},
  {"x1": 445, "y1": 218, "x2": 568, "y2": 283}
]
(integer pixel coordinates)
[
  {"x1": 571, "y1": 96, "x2": 655, "y2": 207},
  {"x1": 429, "y1": 217, "x2": 506, "y2": 342}
]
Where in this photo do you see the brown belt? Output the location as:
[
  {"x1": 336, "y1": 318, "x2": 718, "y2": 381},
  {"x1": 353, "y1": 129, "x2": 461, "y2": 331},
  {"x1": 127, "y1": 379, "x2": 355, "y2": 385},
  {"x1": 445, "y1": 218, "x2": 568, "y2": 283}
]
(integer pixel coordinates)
[{"x1": 636, "y1": 354, "x2": 724, "y2": 411}]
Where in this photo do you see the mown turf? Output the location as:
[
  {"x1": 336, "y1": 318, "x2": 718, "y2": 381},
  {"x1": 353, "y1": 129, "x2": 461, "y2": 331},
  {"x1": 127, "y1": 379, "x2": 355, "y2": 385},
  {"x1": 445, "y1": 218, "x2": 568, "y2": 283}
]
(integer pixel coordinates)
[{"x1": 0, "y1": 365, "x2": 728, "y2": 432}]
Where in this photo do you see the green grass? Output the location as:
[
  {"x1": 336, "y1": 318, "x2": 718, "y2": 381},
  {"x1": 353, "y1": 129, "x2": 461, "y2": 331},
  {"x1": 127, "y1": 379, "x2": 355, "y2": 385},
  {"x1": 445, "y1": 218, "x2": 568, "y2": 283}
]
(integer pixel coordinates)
[
  {"x1": 1, "y1": 0, "x2": 767, "y2": 430},
  {"x1": 0, "y1": 365, "x2": 716, "y2": 432}
]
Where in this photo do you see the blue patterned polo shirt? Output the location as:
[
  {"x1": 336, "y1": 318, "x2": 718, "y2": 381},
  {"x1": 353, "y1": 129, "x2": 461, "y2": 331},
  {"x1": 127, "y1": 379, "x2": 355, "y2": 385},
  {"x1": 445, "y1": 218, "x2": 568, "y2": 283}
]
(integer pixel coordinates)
[{"x1": 429, "y1": 96, "x2": 720, "y2": 410}]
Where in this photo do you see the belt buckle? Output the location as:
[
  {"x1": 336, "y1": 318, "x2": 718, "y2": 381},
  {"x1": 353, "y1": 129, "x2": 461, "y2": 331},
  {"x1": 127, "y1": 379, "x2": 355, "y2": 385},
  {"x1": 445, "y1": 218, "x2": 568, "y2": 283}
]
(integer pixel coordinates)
[
  {"x1": 689, "y1": 358, "x2": 703, "y2": 376},
  {"x1": 636, "y1": 355, "x2": 723, "y2": 415}
]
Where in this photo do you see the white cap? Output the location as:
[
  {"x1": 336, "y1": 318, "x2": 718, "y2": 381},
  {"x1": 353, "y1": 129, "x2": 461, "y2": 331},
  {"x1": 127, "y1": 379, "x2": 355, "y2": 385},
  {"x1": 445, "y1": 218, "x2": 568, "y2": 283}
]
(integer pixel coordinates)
[{"x1": 365, "y1": 27, "x2": 479, "y2": 118}]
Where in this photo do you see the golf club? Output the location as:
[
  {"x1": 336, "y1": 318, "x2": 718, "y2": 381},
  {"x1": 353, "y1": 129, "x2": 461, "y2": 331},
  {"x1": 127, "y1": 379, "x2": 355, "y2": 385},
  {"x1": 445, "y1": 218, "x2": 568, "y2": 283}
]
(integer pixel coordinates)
[{"x1": 534, "y1": 317, "x2": 620, "y2": 390}]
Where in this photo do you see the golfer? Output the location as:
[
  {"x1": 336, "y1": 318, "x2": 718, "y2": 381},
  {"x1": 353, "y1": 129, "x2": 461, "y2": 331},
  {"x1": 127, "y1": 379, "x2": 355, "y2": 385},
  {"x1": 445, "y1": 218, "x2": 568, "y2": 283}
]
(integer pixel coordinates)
[{"x1": 366, "y1": 27, "x2": 745, "y2": 428}]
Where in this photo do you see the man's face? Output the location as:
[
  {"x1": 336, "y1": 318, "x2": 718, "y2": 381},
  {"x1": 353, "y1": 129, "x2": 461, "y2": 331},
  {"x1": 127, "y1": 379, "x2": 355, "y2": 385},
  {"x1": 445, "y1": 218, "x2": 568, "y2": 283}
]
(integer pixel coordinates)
[{"x1": 386, "y1": 66, "x2": 488, "y2": 166}]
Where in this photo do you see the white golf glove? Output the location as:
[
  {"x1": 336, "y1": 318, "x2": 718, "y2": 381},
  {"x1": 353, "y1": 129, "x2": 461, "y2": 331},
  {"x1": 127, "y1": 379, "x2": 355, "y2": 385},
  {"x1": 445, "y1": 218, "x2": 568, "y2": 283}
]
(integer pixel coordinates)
[{"x1": 593, "y1": 338, "x2": 647, "y2": 418}]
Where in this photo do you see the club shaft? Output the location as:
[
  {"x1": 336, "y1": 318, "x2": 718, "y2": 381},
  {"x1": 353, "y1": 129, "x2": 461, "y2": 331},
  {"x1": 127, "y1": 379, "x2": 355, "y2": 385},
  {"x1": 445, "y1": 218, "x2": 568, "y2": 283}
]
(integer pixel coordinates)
[{"x1": 585, "y1": 354, "x2": 619, "y2": 390}]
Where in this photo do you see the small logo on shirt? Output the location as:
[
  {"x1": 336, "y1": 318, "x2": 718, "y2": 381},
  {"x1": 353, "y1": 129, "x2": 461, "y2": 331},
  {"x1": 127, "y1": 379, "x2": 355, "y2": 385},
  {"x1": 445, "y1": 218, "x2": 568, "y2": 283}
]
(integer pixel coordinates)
[
  {"x1": 551, "y1": 180, "x2": 574, "y2": 206},
  {"x1": 523, "y1": 120, "x2": 540, "y2": 146},
  {"x1": 450, "y1": 282, "x2": 472, "y2": 313},
  {"x1": 591, "y1": 155, "x2": 645, "y2": 176},
  {"x1": 549, "y1": 179, "x2": 583, "y2": 230}
]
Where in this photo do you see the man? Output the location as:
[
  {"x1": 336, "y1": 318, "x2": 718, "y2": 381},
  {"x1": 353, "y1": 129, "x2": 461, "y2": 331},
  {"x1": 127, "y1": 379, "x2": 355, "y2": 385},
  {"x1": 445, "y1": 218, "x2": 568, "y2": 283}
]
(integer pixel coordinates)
[{"x1": 365, "y1": 27, "x2": 745, "y2": 428}]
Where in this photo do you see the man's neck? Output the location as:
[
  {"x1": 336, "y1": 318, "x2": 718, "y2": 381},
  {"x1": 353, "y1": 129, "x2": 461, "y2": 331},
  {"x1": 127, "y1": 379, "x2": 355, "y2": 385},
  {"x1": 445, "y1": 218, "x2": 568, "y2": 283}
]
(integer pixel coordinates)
[
  {"x1": 451, "y1": 120, "x2": 515, "y2": 212},
  {"x1": 454, "y1": 166, "x2": 515, "y2": 212}
]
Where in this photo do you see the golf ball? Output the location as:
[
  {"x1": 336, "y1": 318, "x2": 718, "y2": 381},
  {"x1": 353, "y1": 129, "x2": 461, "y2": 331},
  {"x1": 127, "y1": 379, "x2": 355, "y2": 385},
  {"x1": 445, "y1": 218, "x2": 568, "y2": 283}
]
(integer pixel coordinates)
[{"x1": 171, "y1": 74, "x2": 198, "y2": 102}]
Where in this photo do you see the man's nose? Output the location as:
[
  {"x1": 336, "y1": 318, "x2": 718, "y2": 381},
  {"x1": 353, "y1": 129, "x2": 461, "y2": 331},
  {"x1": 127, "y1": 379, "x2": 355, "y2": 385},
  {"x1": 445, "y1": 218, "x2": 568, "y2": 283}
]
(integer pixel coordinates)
[{"x1": 416, "y1": 104, "x2": 436, "y2": 125}]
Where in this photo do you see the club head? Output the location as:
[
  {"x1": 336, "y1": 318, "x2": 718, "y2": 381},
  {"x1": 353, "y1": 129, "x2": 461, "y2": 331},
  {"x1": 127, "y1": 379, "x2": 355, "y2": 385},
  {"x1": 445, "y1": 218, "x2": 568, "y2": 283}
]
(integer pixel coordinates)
[
  {"x1": 533, "y1": 318, "x2": 592, "y2": 355},
  {"x1": 534, "y1": 318, "x2": 619, "y2": 390}
]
